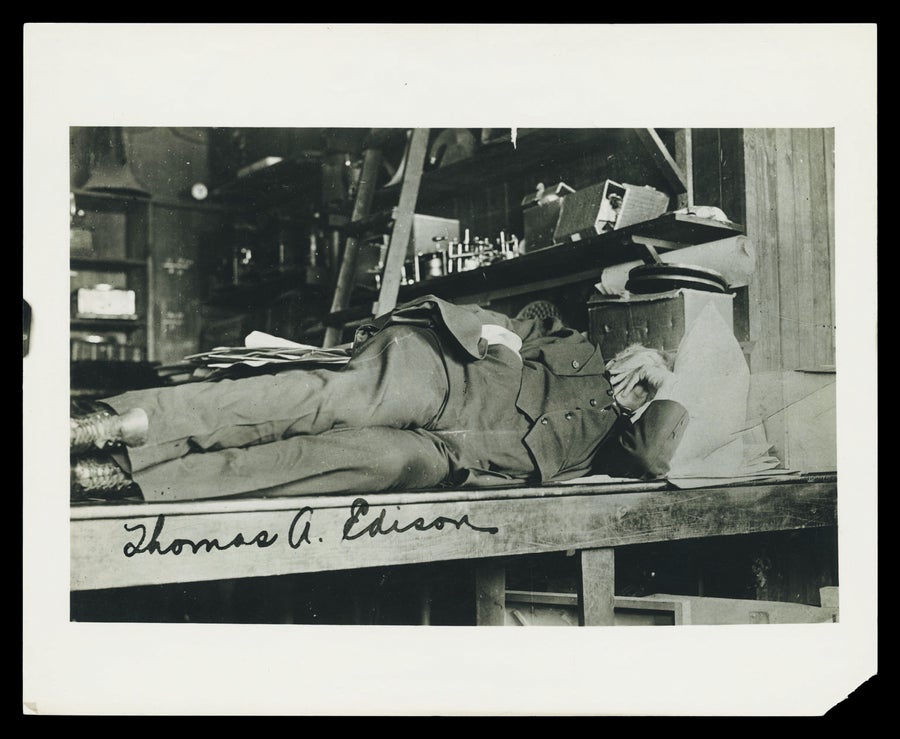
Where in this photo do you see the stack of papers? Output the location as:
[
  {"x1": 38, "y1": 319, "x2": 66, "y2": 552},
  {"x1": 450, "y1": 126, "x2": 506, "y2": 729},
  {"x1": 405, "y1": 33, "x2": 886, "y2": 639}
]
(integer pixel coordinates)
[{"x1": 183, "y1": 331, "x2": 351, "y2": 380}]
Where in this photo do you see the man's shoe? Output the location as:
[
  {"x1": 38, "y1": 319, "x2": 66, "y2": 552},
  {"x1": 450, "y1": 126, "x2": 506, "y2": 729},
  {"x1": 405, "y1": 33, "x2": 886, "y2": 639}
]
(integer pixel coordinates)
[
  {"x1": 71, "y1": 455, "x2": 136, "y2": 496},
  {"x1": 70, "y1": 407, "x2": 149, "y2": 454}
]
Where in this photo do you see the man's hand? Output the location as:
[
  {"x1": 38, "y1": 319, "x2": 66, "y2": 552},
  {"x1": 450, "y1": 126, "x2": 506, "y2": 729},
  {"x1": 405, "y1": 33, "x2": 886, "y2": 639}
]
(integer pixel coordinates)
[
  {"x1": 606, "y1": 346, "x2": 673, "y2": 411},
  {"x1": 609, "y1": 362, "x2": 672, "y2": 397},
  {"x1": 480, "y1": 324, "x2": 523, "y2": 358}
]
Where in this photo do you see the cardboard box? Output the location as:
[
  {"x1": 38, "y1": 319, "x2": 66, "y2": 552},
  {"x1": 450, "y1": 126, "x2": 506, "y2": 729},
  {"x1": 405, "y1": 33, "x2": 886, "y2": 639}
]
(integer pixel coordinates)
[
  {"x1": 587, "y1": 288, "x2": 734, "y2": 359},
  {"x1": 520, "y1": 182, "x2": 574, "y2": 253},
  {"x1": 554, "y1": 180, "x2": 670, "y2": 242},
  {"x1": 407, "y1": 214, "x2": 460, "y2": 258},
  {"x1": 73, "y1": 285, "x2": 137, "y2": 319}
]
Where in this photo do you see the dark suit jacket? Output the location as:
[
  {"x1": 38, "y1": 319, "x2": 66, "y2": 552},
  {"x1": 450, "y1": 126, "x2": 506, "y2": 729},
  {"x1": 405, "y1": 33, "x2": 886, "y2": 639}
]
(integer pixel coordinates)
[{"x1": 355, "y1": 295, "x2": 689, "y2": 483}]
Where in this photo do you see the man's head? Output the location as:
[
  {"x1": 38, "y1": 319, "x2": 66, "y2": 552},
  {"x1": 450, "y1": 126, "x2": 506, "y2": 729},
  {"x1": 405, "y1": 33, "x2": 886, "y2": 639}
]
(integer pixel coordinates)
[{"x1": 605, "y1": 344, "x2": 674, "y2": 412}]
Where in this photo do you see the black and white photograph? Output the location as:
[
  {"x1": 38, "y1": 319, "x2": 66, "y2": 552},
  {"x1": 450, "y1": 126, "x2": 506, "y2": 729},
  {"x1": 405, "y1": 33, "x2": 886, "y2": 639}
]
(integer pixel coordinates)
[{"x1": 23, "y1": 24, "x2": 877, "y2": 716}]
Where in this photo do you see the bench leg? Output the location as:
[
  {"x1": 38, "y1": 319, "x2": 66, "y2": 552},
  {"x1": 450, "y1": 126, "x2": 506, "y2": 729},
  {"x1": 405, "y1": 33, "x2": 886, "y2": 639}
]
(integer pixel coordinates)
[
  {"x1": 474, "y1": 559, "x2": 507, "y2": 626},
  {"x1": 578, "y1": 547, "x2": 616, "y2": 626}
]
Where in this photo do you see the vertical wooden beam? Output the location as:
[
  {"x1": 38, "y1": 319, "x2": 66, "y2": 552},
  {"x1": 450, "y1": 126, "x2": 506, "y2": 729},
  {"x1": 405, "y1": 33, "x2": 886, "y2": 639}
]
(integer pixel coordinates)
[
  {"x1": 375, "y1": 128, "x2": 430, "y2": 317},
  {"x1": 145, "y1": 204, "x2": 156, "y2": 362},
  {"x1": 323, "y1": 145, "x2": 383, "y2": 347},
  {"x1": 823, "y1": 128, "x2": 836, "y2": 363},
  {"x1": 790, "y1": 129, "x2": 816, "y2": 369},
  {"x1": 690, "y1": 128, "x2": 728, "y2": 217},
  {"x1": 719, "y1": 128, "x2": 747, "y2": 227},
  {"x1": 474, "y1": 559, "x2": 507, "y2": 626},
  {"x1": 753, "y1": 129, "x2": 784, "y2": 373},
  {"x1": 577, "y1": 547, "x2": 616, "y2": 626},
  {"x1": 807, "y1": 128, "x2": 836, "y2": 368},
  {"x1": 774, "y1": 128, "x2": 800, "y2": 370},
  {"x1": 145, "y1": 252, "x2": 156, "y2": 363},
  {"x1": 674, "y1": 128, "x2": 694, "y2": 209}
]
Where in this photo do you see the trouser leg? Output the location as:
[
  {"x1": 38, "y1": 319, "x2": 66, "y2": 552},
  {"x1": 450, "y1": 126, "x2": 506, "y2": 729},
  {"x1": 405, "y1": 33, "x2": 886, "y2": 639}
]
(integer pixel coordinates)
[
  {"x1": 103, "y1": 326, "x2": 449, "y2": 473},
  {"x1": 132, "y1": 427, "x2": 453, "y2": 502}
]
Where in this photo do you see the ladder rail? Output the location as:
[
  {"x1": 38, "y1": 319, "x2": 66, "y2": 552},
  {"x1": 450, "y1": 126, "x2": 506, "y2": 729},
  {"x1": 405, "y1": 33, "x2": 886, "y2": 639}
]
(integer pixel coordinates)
[
  {"x1": 374, "y1": 128, "x2": 430, "y2": 317},
  {"x1": 323, "y1": 128, "x2": 430, "y2": 345},
  {"x1": 322, "y1": 146, "x2": 384, "y2": 348}
]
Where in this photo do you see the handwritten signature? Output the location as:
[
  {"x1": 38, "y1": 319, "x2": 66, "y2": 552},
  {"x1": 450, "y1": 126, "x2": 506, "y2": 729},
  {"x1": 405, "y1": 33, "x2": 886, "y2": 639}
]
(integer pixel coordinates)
[
  {"x1": 122, "y1": 498, "x2": 497, "y2": 557},
  {"x1": 341, "y1": 498, "x2": 498, "y2": 540}
]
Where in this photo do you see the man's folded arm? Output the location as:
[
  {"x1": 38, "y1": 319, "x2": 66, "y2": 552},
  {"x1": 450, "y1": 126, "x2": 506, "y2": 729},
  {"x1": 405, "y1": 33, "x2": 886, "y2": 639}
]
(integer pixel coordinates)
[{"x1": 596, "y1": 400, "x2": 689, "y2": 480}]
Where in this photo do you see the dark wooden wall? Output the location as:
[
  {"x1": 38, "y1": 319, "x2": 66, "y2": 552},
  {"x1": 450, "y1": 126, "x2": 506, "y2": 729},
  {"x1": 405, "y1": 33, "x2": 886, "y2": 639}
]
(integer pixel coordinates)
[
  {"x1": 422, "y1": 130, "x2": 679, "y2": 242},
  {"x1": 691, "y1": 128, "x2": 747, "y2": 228},
  {"x1": 742, "y1": 129, "x2": 836, "y2": 373},
  {"x1": 123, "y1": 129, "x2": 234, "y2": 366}
]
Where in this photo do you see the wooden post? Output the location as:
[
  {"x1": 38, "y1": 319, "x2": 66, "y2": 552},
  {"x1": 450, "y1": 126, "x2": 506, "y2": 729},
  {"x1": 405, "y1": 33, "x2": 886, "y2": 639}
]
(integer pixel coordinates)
[
  {"x1": 577, "y1": 547, "x2": 616, "y2": 626},
  {"x1": 375, "y1": 128, "x2": 430, "y2": 317},
  {"x1": 323, "y1": 145, "x2": 384, "y2": 347},
  {"x1": 474, "y1": 559, "x2": 507, "y2": 626},
  {"x1": 674, "y1": 128, "x2": 694, "y2": 209}
]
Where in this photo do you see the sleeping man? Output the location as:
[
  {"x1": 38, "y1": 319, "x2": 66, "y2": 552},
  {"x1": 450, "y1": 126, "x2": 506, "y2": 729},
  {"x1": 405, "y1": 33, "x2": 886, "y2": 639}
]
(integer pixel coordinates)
[{"x1": 70, "y1": 295, "x2": 689, "y2": 502}]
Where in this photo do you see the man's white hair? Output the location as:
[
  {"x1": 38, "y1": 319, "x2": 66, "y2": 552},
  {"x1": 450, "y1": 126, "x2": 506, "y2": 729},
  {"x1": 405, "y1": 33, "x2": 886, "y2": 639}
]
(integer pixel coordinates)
[{"x1": 610, "y1": 343, "x2": 674, "y2": 371}]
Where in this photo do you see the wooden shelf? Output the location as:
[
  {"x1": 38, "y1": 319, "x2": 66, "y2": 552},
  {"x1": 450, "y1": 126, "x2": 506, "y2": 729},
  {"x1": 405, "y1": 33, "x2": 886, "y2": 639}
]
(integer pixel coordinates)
[
  {"x1": 327, "y1": 213, "x2": 743, "y2": 327},
  {"x1": 71, "y1": 317, "x2": 145, "y2": 331},
  {"x1": 70, "y1": 256, "x2": 148, "y2": 271},
  {"x1": 71, "y1": 189, "x2": 152, "y2": 214}
]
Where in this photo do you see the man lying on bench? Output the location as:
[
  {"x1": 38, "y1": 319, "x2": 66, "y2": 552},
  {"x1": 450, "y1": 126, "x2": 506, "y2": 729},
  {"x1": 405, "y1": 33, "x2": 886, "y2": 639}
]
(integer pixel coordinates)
[{"x1": 70, "y1": 295, "x2": 689, "y2": 502}]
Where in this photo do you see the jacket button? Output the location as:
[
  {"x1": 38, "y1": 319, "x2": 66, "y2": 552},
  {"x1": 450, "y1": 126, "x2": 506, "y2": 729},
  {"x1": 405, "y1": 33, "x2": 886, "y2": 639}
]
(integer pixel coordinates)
[
  {"x1": 541, "y1": 418, "x2": 549, "y2": 425},
  {"x1": 589, "y1": 398, "x2": 598, "y2": 407},
  {"x1": 565, "y1": 412, "x2": 574, "y2": 420},
  {"x1": 571, "y1": 360, "x2": 580, "y2": 369}
]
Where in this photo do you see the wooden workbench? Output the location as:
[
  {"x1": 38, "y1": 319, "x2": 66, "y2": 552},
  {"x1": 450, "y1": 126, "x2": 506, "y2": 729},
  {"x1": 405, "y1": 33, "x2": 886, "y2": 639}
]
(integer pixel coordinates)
[{"x1": 70, "y1": 473, "x2": 837, "y2": 625}]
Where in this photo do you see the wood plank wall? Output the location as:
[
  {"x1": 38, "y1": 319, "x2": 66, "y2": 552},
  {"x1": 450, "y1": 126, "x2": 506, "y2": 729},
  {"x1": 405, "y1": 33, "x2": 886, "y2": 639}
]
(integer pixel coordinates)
[{"x1": 742, "y1": 129, "x2": 836, "y2": 373}]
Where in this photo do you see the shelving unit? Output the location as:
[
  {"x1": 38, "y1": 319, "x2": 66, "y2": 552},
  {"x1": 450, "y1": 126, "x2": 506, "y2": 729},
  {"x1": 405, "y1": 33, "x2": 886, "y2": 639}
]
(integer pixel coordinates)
[
  {"x1": 325, "y1": 128, "x2": 741, "y2": 336},
  {"x1": 69, "y1": 188, "x2": 155, "y2": 397},
  {"x1": 327, "y1": 213, "x2": 741, "y2": 329},
  {"x1": 196, "y1": 151, "x2": 334, "y2": 347}
]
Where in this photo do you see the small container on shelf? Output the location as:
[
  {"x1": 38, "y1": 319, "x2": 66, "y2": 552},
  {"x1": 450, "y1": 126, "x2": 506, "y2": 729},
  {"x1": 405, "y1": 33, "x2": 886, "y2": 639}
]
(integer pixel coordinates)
[
  {"x1": 70, "y1": 333, "x2": 146, "y2": 362},
  {"x1": 72, "y1": 284, "x2": 137, "y2": 320}
]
